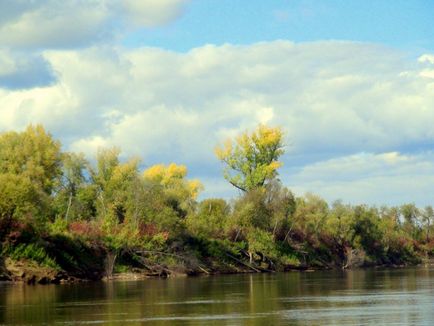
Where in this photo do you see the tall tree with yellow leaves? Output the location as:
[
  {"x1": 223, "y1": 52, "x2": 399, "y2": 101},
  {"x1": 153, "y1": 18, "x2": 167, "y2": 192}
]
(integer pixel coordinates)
[{"x1": 215, "y1": 124, "x2": 284, "y2": 192}]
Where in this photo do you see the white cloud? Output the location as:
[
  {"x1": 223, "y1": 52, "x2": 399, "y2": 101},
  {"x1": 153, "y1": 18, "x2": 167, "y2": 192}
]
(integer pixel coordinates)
[
  {"x1": 288, "y1": 151, "x2": 434, "y2": 206},
  {"x1": 121, "y1": 0, "x2": 190, "y2": 27},
  {"x1": 0, "y1": 41, "x2": 434, "y2": 204},
  {"x1": 0, "y1": 0, "x2": 190, "y2": 49},
  {"x1": 418, "y1": 54, "x2": 434, "y2": 64},
  {"x1": 0, "y1": 1, "x2": 110, "y2": 49},
  {"x1": 70, "y1": 136, "x2": 110, "y2": 156}
]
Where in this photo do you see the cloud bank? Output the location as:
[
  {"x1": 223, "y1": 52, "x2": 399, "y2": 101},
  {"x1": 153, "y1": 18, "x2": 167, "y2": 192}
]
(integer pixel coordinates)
[
  {"x1": 0, "y1": 0, "x2": 190, "y2": 49},
  {"x1": 0, "y1": 1, "x2": 433, "y2": 205}
]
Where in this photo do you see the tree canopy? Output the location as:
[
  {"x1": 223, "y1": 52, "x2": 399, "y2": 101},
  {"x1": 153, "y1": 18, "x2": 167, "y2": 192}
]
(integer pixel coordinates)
[
  {"x1": 0, "y1": 123, "x2": 432, "y2": 281},
  {"x1": 0, "y1": 124, "x2": 61, "y2": 194},
  {"x1": 215, "y1": 124, "x2": 284, "y2": 192}
]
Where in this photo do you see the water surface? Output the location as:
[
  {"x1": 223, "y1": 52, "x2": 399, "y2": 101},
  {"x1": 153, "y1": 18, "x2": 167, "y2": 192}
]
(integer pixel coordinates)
[{"x1": 1, "y1": 266, "x2": 433, "y2": 325}]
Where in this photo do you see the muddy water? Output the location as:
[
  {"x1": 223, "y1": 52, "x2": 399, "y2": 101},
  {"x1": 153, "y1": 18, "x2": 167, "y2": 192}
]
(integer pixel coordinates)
[{"x1": 1, "y1": 266, "x2": 433, "y2": 325}]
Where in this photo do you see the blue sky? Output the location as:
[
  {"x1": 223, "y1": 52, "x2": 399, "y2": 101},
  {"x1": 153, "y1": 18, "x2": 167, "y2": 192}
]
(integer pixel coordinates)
[
  {"x1": 0, "y1": 0, "x2": 434, "y2": 206},
  {"x1": 124, "y1": 0, "x2": 434, "y2": 53}
]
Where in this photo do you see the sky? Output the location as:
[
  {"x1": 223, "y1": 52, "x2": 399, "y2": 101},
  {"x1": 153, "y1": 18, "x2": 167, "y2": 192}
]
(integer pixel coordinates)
[{"x1": 1, "y1": 0, "x2": 434, "y2": 206}]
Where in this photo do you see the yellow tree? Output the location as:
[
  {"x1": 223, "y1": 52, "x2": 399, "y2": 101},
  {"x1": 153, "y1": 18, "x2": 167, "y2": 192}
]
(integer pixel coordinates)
[
  {"x1": 215, "y1": 124, "x2": 284, "y2": 192},
  {"x1": 143, "y1": 163, "x2": 203, "y2": 217}
]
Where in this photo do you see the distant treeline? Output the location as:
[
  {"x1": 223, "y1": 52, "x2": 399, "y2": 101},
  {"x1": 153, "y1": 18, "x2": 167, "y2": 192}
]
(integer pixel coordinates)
[{"x1": 0, "y1": 124, "x2": 432, "y2": 282}]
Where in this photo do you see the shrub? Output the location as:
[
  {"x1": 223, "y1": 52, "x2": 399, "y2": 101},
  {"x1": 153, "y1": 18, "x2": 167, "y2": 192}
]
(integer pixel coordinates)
[
  {"x1": 48, "y1": 216, "x2": 68, "y2": 235},
  {"x1": 5, "y1": 243, "x2": 59, "y2": 269},
  {"x1": 68, "y1": 220, "x2": 103, "y2": 239}
]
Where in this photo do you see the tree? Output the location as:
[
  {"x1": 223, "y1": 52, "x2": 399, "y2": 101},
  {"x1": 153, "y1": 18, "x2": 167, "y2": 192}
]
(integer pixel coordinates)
[
  {"x1": 422, "y1": 206, "x2": 434, "y2": 242},
  {"x1": 186, "y1": 198, "x2": 230, "y2": 238},
  {"x1": 400, "y1": 203, "x2": 421, "y2": 239},
  {"x1": 0, "y1": 173, "x2": 39, "y2": 233},
  {"x1": 0, "y1": 124, "x2": 62, "y2": 194},
  {"x1": 143, "y1": 163, "x2": 203, "y2": 218},
  {"x1": 294, "y1": 193, "x2": 328, "y2": 238},
  {"x1": 264, "y1": 180, "x2": 296, "y2": 239},
  {"x1": 215, "y1": 124, "x2": 284, "y2": 192},
  {"x1": 58, "y1": 152, "x2": 88, "y2": 221},
  {"x1": 0, "y1": 125, "x2": 62, "y2": 224},
  {"x1": 90, "y1": 147, "x2": 142, "y2": 224}
]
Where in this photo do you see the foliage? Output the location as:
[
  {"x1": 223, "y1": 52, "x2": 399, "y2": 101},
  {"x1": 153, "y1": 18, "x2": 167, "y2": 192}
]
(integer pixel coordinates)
[
  {"x1": 0, "y1": 124, "x2": 430, "y2": 277},
  {"x1": 246, "y1": 227, "x2": 278, "y2": 261},
  {"x1": 215, "y1": 124, "x2": 284, "y2": 192},
  {"x1": 325, "y1": 200, "x2": 355, "y2": 245},
  {"x1": 294, "y1": 193, "x2": 328, "y2": 237},
  {"x1": 90, "y1": 147, "x2": 142, "y2": 224},
  {"x1": 264, "y1": 180, "x2": 296, "y2": 239},
  {"x1": 231, "y1": 188, "x2": 273, "y2": 232},
  {"x1": 0, "y1": 173, "x2": 41, "y2": 220},
  {"x1": 68, "y1": 220, "x2": 103, "y2": 240},
  {"x1": 0, "y1": 124, "x2": 62, "y2": 224},
  {"x1": 0, "y1": 124, "x2": 62, "y2": 194},
  {"x1": 4, "y1": 243, "x2": 59, "y2": 269},
  {"x1": 48, "y1": 216, "x2": 69, "y2": 235},
  {"x1": 186, "y1": 198, "x2": 230, "y2": 238},
  {"x1": 143, "y1": 163, "x2": 203, "y2": 218},
  {"x1": 53, "y1": 152, "x2": 89, "y2": 221}
]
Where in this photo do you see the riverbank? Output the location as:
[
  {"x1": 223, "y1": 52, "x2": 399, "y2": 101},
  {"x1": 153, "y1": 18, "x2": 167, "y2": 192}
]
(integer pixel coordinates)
[
  {"x1": 1, "y1": 251, "x2": 430, "y2": 285},
  {"x1": 0, "y1": 229, "x2": 430, "y2": 285}
]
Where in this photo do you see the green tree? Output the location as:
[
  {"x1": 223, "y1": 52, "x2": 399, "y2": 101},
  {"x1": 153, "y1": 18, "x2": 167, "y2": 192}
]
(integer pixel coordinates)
[
  {"x1": 232, "y1": 189, "x2": 272, "y2": 233},
  {"x1": 400, "y1": 203, "x2": 421, "y2": 239},
  {"x1": 263, "y1": 180, "x2": 296, "y2": 239},
  {"x1": 0, "y1": 124, "x2": 62, "y2": 194},
  {"x1": 186, "y1": 198, "x2": 230, "y2": 238},
  {"x1": 0, "y1": 125, "x2": 62, "y2": 224},
  {"x1": 325, "y1": 200, "x2": 355, "y2": 246},
  {"x1": 422, "y1": 206, "x2": 434, "y2": 242},
  {"x1": 0, "y1": 173, "x2": 40, "y2": 237},
  {"x1": 215, "y1": 124, "x2": 284, "y2": 192},
  {"x1": 294, "y1": 193, "x2": 329, "y2": 238},
  {"x1": 352, "y1": 206, "x2": 385, "y2": 261},
  {"x1": 57, "y1": 152, "x2": 88, "y2": 221},
  {"x1": 90, "y1": 147, "x2": 141, "y2": 225}
]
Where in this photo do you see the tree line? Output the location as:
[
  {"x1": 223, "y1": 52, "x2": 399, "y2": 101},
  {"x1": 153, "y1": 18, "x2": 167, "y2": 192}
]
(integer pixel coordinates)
[{"x1": 0, "y1": 124, "x2": 433, "y2": 280}]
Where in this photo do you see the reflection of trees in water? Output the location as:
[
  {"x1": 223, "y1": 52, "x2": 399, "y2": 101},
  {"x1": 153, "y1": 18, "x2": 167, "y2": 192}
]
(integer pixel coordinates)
[
  {"x1": 1, "y1": 268, "x2": 433, "y2": 325},
  {"x1": 4, "y1": 284, "x2": 58, "y2": 324}
]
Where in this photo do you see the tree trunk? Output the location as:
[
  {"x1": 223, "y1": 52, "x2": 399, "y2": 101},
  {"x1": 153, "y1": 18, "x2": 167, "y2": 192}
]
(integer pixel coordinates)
[
  {"x1": 283, "y1": 224, "x2": 294, "y2": 243},
  {"x1": 99, "y1": 193, "x2": 107, "y2": 218},
  {"x1": 105, "y1": 251, "x2": 118, "y2": 279},
  {"x1": 272, "y1": 220, "x2": 278, "y2": 237},
  {"x1": 234, "y1": 228, "x2": 241, "y2": 242},
  {"x1": 65, "y1": 193, "x2": 73, "y2": 221}
]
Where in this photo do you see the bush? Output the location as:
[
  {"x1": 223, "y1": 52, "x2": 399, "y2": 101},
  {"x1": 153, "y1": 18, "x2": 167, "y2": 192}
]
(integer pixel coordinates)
[
  {"x1": 68, "y1": 220, "x2": 103, "y2": 239},
  {"x1": 186, "y1": 198, "x2": 229, "y2": 238},
  {"x1": 5, "y1": 243, "x2": 59, "y2": 269},
  {"x1": 246, "y1": 227, "x2": 278, "y2": 261},
  {"x1": 48, "y1": 216, "x2": 68, "y2": 235}
]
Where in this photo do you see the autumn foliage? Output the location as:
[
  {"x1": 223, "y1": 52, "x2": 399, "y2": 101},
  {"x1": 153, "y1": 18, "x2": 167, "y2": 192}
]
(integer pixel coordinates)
[{"x1": 0, "y1": 124, "x2": 432, "y2": 278}]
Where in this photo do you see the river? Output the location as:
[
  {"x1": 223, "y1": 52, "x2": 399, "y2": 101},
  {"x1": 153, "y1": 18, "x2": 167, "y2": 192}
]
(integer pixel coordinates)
[{"x1": 1, "y1": 266, "x2": 433, "y2": 325}]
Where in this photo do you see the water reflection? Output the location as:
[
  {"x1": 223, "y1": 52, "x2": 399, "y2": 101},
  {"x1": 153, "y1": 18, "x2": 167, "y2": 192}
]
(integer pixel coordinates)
[{"x1": 0, "y1": 266, "x2": 433, "y2": 325}]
